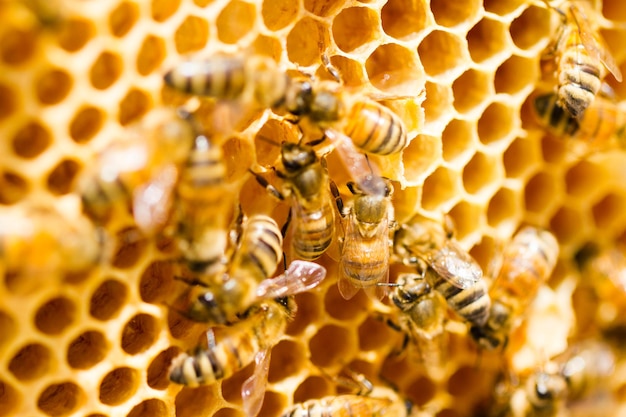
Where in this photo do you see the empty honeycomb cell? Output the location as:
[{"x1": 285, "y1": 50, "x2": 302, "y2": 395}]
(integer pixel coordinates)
[
  {"x1": 261, "y1": 0, "x2": 299, "y2": 31},
  {"x1": 252, "y1": 34, "x2": 282, "y2": 60},
  {"x1": 258, "y1": 390, "x2": 286, "y2": 417},
  {"x1": 111, "y1": 227, "x2": 148, "y2": 269},
  {"x1": 452, "y1": 69, "x2": 491, "y2": 113},
  {"x1": 477, "y1": 101, "x2": 514, "y2": 145},
  {"x1": 99, "y1": 367, "x2": 139, "y2": 405},
  {"x1": 286, "y1": 17, "x2": 329, "y2": 67},
  {"x1": 448, "y1": 200, "x2": 482, "y2": 239},
  {"x1": 332, "y1": 7, "x2": 379, "y2": 53},
  {"x1": 286, "y1": 292, "x2": 322, "y2": 336},
  {"x1": 421, "y1": 166, "x2": 461, "y2": 210},
  {"x1": 466, "y1": 18, "x2": 510, "y2": 63},
  {"x1": 325, "y1": 55, "x2": 368, "y2": 87},
  {"x1": 406, "y1": 375, "x2": 437, "y2": 406},
  {"x1": 565, "y1": 160, "x2": 605, "y2": 198},
  {"x1": 223, "y1": 137, "x2": 255, "y2": 181},
  {"x1": 0, "y1": 27, "x2": 36, "y2": 65},
  {"x1": 37, "y1": 382, "x2": 85, "y2": 417},
  {"x1": 592, "y1": 192, "x2": 626, "y2": 230},
  {"x1": 358, "y1": 315, "x2": 397, "y2": 351},
  {"x1": 304, "y1": 0, "x2": 345, "y2": 17},
  {"x1": 268, "y1": 340, "x2": 306, "y2": 382},
  {"x1": 0, "y1": 83, "x2": 16, "y2": 120},
  {"x1": 121, "y1": 313, "x2": 159, "y2": 355},
  {"x1": 34, "y1": 296, "x2": 77, "y2": 335},
  {"x1": 151, "y1": 0, "x2": 180, "y2": 22},
  {"x1": 46, "y1": 159, "x2": 80, "y2": 195},
  {"x1": 216, "y1": 1, "x2": 256, "y2": 44},
  {"x1": 213, "y1": 409, "x2": 244, "y2": 417},
  {"x1": 69, "y1": 106, "x2": 105, "y2": 143},
  {"x1": 8, "y1": 343, "x2": 53, "y2": 381},
  {"x1": 293, "y1": 375, "x2": 332, "y2": 404},
  {"x1": 57, "y1": 18, "x2": 94, "y2": 52},
  {"x1": 524, "y1": 171, "x2": 559, "y2": 214},
  {"x1": 66, "y1": 330, "x2": 109, "y2": 369},
  {"x1": 503, "y1": 137, "x2": 539, "y2": 178},
  {"x1": 365, "y1": 43, "x2": 422, "y2": 93},
  {"x1": 90, "y1": 51, "x2": 123, "y2": 90},
  {"x1": 118, "y1": 88, "x2": 151, "y2": 125},
  {"x1": 175, "y1": 386, "x2": 220, "y2": 417},
  {"x1": 494, "y1": 55, "x2": 536, "y2": 94},
  {"x1": 35, "y1": 68, "x2": 72, "y2": 105},
  {"x1": 402, "y1": 134, "x2": 442, "y2": 183},
  {"x1": 146, "y1": 347, "x2": 180, "y2": 390},
  {"x1": 109, "y1": 1, "x2": 139, "y2": 37},
  {"x1": 175, "y1": 15, "x2": 210, "y2": 53},
  {"x1": 442, "y1": 119, "x2": 474, "y2": 162},
  {"x1": 324, "y1": 283, "x2": 370, "y2": 321},
  {"x1": 11, "y1": 120, "x2": 52, "y2": 159},
  {"x1": 136, "y1": 35, "x2": 166, "y2": 76},
  {"x1": 484, "y1": 0, "x2": 524, "y2": 15},
  {"x1": 126, "y1": 398, "x2": 168, "y2": 417},
  {"x1": 90, "y1": 279, "x2": 128, "y2": 321},
  {"x1": 0, "y1": 310, "x2": 17, "y2": 350},
  {"x1": 139, "y1": 260, "x2": 177, "y2": 304},
  {"x1": 309, "y1": 324, "x2": 357, "y2": 367},
  {"x1": 539, "y1": 135, "x2": 570, "y2": 164},
  {"x1": 418, "y1": 30, "x2": 467, "y2": 77},
  {"x1": 0, "y1": 170, "x2": 29, "y2": 204},
  {"x1": 462, "y1": 152, "x2": 499, "y2": 195},
  {"x1": 487, "y1": 187, "x2": 519, "y2": 227},
  {"x1": 381, "y1": 0, "x2": 428, "y2": 41},
  {"x1": 549, "y1": 206, "x2": 585, "y2": 244},
  {"x1": 0, "y1": 380, "x2": 20, "y2": 417},
  {"x1": 423, "y1": 81, "x2": 452, "y2": 123},
  {"x1": 509, "y1": 5, "x2": 551, "y2": 51},
  {"x1": 430, "y1": 0, "x2": 481, "y2": 28}
]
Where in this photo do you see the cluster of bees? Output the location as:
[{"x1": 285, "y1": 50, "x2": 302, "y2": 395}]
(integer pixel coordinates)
[{"x1": 2, "y1": 0, "x2": 626, "y2": 416}]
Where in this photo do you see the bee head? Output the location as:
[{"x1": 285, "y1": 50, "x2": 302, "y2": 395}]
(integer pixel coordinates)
[{"x1": 281, "y1": 142, "x2": 317, "y2": 172}]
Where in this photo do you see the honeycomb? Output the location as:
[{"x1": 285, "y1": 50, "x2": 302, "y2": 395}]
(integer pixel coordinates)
[{"x1": 1, "y1": 0, "x2": 626, "y2": 416}]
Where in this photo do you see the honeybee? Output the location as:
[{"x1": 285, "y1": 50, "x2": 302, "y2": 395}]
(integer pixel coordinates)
[
  {"x1": 336, "y1": 179, "x2": 394, "y2": 300},
  {"x1": 543, "y1": 0, "x2": 622, "y2": 118},
  {"x1": 250, "y1": 138, "x2": 337, "y2": 261},
  {"x1": 470, "y1": 226, "x2": 559, "y2": 350},
  {"x1": 170, "y1": 261, "x2": 326, "y2": 416},
  {"x1": 76, "y1": 107, "x2": 194, "y2": 234}
]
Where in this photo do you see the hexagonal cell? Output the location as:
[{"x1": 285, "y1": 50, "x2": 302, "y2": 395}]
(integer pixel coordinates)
[
  {"x1": 503, "y1": 137, "x2": 540, "y2": 179},
  {"x1": 121, "y1": 313, "x2": 160, "y2": 354},
  {"x1": 421, "y1": 166, "x2": 462, "y2": 210},
  {"x1": 293, "y1": 375, "x2": 333, "y2": 404},
  {"x1": 303, "y1": 0, "x2": 345, "y2": 17},
  {"x1": 111, "y1": 227, "x2": 148, "y2": 269},
  {"x1": 592, "y1": 192, "x2": 626, "y2": 230},
  {"x1": 90, "y1": 51, "x2": 123, "y2": 90},
  {"x1": 484, "y1": 0, "x2": 526, "y2": 15},
  {"x1": 109, "y1": 1, "x2": 139, "y2": 37},
  {"x1": 127, "y1": 398, "x2": 168, "y2": 417},
  {"x1": 175, "y1": 386, "x2": 220, "y2": 417},
  {"x1": 462, "y1": 152, "x2": 500, "y2": 195},
  {"x1": 0, "y1": 170, "x2": 29, "y2": 204},
  {"x1": 0, "y1": 310, "x2": 17, "y2": 350},
  {"x1": 258, "y1": 391, "x2": 287, "y2": 417},
  {"x1": 35, "y1": 68, "x2": 72, "y2": 105},
  {"x1": 509, "y1": 5, "x2": 552, "y2": 51},
  {"x1": 365, "y1": 43, "x2": 423, "y2": 94},
  {"x1": 0, "y1": 82, "x2": 17, "y2": 120},
  {"x1": 447, "y1": 365, "x2": 493, "y2": 398},
  {"x1": 37, "y1": 382, "x2": 85, "y2": 417},
  {"x1": 261, "y1": 0, "x2": 298, "y2": 31},
  {"x1": 402, "y1": 134, "x2": 442, "y2": 184},
  {"x1": 477, "y1": 101, "x2": 515, "y2": 145},
  {"x1": 151, "y1": 0, "x2": 180, "y2": 22},
  {"x1": 147, "y1": 347, "x2": 181, "y2": 390},
  {"x1": 565, "y1": 160, "x2": 606, "y2": 198},
  {"x1": 333, "y1": 7, "x2": 379, "y2": 53},
  {"x1": 448, "y1": 200, "x2": 483, "y2": 239},
  {"x1": 418, "y1": 30, "x2": 468, "y2": 77},
  {"x1": 0, "y1": 379, "x2": 20, "y2": 416},
  {"x1": 487, "y1": 187, "x2": 519, "y2": 227},
  {"x1": 56, "y1": 18, "x2": 94, "y2": 52},
  {"x1": 46, "y1": 159, "x2": 81, "y2": 195},
  {"x1": 550, "y1": 205, "x2": 585, "y2": 244},
  {"x1": 539, "y1": 135, "x2": 570, "y2": 164},
  {"x1": 430, "y1": 0, "x2": 481, "y2": 28},
  {"x1": 325, "y1": 55, "x2": 368, "y2": 87},
  {"x1": 406, "y1": 375, "x2": 437, "y2": 406},
  {"x1": 358, "y1": 315, "x2": 397, "y2": 351},
  {"x1": 494, "y1": 55, "x2": 537, "y2": 95},
  {"x1": 466, "y1": 17, "x2": 510, "y2": 63},
  {"x1": 216, "y1": 1, "x2": 256, "y2": 44},
  {"x1": 381, "y1": 0, "x2": 429, "y2": 41},
  {"x1": 139, "y1": 260, "x2": 177, "y2": 304},
  {"x1": 137, "y1": 35, "x2": 166, "y2": 76},
  {"x1": 286, "y1": 17, "x2": 329, "y2": 66},
  {"x1": 67, "y1": 330, "x2": 109, "y2": 369},
  {"x1": 118, "y1": 88, "x2": 151, "y2": 125},
  {"x1": 90, "y1": 278, "x2": 128, "y2": 321},
  {"x1": 442, "y1": 119, "x2": 475, "y2": 163},
  {"x1": 422, "y1": 81, "x2": 453, "y2": 123},
  {"x1": 174, "y1": 15, "x2": 210, "y2": 53},
  {"x1": 69, "y1": 105, "x2": 105, "y2": 143},
  {"x1": 286, "y1": 292, "x2": 321, "y2": 335},
  {"x1": 524, "y1": 171, "x2": 559, "y2": 214},
  {"x1": 309, "y1": 324, "x2": 357, "y2": 367},
  {"x1": 11, "y1": 120, "x2": 52, "y2": 159},
  {"x1": 34, "y1": 296, "x2": 77, "y2": 335},
  {"x1": 8, "y1": 343, "x2": 53, "y2": 381},
  {"x1": 452, "y1": 69, "x2": 491, "y2": 113},
  {"x1": 0, "y1": 27, "x2": 36, "y2": 65},
  {"x1": 268, "y1": 339, "x2": 306, "y2": 382},
  {"x1": 99, "y1": 367, "x2": 139, "y2": 405},
  {"x1": 324, "y1": 281, "x2": 370, "y2": 321}
]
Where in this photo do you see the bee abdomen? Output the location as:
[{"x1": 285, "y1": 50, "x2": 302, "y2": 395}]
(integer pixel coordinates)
[
  {"x1": 346, "y1": 101, "x2": 407, "y2": 155},
  {"x1": 164, "y1": 58, "x2": 247, "y2": 98}
]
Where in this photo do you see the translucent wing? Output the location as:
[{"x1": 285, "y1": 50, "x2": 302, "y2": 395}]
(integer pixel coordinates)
[
  {"x1": 569, "y1": 3, "x2": 623, "y2": 82},
  {"x1": 426, "y1": 241, "x2": 483, "y2": 289},
  {"x1": 256, "y1": 260, "x2": 327, "y2": 298},
  {"x1": 133, "y1": 165, "x2": 178, "y2": 235},
  {"x1": 241, "y1": 349, "x2": 271, "y2": 417}
]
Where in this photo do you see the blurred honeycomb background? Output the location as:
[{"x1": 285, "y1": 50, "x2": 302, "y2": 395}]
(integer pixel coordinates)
[{"x1": 2, "y1": 0, "x2": 626, "y2": 416}]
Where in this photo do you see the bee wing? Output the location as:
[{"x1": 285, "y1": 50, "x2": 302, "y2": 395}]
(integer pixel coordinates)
[
  {"x1": 337, "y1": 273, "x2": 361, "y2": 300},
  {"x1": 132, "y1": 165, "x2": 178, "y2": 235},
  {"x1": 255, "y1": 260, "x2": 327, "y2": 299},
  {"x1": 242, "y1": 349, "x2": 271, "y2": 417},
  {"x1": 569, "y1": 3, "x2": 623, "y2": 82},
  {"x1": 427, "y1": 241, "x2": 483, "y2": 289}
]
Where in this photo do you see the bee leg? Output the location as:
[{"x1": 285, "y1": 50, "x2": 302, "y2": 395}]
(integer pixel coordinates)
[
  {"x1": 248, "y1": 169, "x2": 285, "y2": 201},
  {"x1": 321, "y1": 53, "x2": 342, "y2": 84}
]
